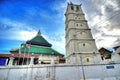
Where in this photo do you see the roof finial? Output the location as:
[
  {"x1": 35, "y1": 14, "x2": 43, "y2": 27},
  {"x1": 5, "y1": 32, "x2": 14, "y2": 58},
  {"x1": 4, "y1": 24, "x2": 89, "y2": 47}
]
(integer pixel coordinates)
[
  {"x1": 37, "y1": 30, "x2": 41, "y2": 36},
  {"x1": 70, "y1": 2, "x2": 73, "y2": 4}
]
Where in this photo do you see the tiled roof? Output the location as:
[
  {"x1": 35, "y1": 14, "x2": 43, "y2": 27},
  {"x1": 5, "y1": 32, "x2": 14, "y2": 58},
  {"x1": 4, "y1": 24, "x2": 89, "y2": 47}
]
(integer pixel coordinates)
[
  {"x1": 10, "y1": 44, "x2": 63, "y2": 56},
  {"x1": 10, "y1": 30, "x2": 63, "y2": 56},
  {"x1": 26, "y1": 30, "x2": 52, "y2": 47}
]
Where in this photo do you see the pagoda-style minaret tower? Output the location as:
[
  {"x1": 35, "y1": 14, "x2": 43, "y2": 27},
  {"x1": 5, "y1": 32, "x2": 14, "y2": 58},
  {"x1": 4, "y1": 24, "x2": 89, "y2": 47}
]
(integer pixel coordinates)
[{"x1": 65, "y1": 2, "x2": 101, "y2": 64}]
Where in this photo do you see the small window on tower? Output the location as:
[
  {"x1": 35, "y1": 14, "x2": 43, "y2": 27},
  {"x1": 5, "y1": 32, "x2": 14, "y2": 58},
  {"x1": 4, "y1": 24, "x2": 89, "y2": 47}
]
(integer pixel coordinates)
[
  {"x1": 75, "y1": 16, "x2": 77, "y2": 19},
  {"x1": 83, "y1": 43, "x2": 85, "y2": 46},
  {"x1": 76, "y1": 24, "x2": 78, "y2": 26},
  {"x1": 80, "y1": 24, "x2": 83, "y2": 26},
  {"x1": 71, "y1": 6, "x2": 74, "y2": 10},
  {"x1": 87, "y1": 58, "x2": 89, "y2": 62},
  {"x1": 76, "y1": 6, "x2": 79, "y2": 11}
]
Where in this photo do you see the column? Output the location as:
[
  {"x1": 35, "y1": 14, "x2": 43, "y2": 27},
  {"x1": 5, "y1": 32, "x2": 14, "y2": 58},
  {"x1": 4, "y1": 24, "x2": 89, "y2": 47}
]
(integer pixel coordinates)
[
  {"x1": 51, "y1": 52, "x2": 55, "y2": 65},
  {"x1": 51, "y1": 56, "x2": 54, "y2": 65},
  {"x1": 5, "y1": 58, "x2": 8, "y2": 66},
  {"x1": 100, "y1": 77, "x2": 104, "y2": 80},
  {"x1": 8, "y1": 57, "x2": 14, "y2": 66},
  {"x1": 29, "y1": 56, "x2": 34, "y2": 65}
]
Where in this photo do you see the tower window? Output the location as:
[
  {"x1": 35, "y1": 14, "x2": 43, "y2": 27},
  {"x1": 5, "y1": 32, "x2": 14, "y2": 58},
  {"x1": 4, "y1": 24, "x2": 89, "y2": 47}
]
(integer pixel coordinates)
[
  {"x1": 75, "y1": 16, "x2": 77, "y2": 19},
  {"x1": 80, "y1": 24, "x2": 83, "y2": 26},
  {"x1": 71, "y1": 6, "x2": 74, "y2": 10},
  {"x1": 76, "y1": 24, "x2": 78, "y2": 26},
  {"x1": 73, "y1": 34, "x2": 76, "y2": 37},
  {"x1": 87, "y1": 58, "x2": 89, "y2": 62},
  {"x1": 76, "y1": 6, "x2": 79, "y2": 11},
  {"x1": 83, "y1": 43, "x2": 85, "y2": 46}
]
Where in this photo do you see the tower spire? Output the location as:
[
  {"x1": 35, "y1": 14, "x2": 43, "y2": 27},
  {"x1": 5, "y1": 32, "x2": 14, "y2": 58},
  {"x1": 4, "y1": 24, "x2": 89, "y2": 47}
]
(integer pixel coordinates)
[{"x1": 37, "y1": 30, "x2": 41, "y2": 36}]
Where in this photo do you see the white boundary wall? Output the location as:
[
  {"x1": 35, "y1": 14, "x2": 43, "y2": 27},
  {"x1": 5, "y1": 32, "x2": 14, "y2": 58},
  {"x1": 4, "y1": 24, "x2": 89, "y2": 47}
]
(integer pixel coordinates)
[{"x1": 0, "y1": 63, "x2": 120, "y2": 80}]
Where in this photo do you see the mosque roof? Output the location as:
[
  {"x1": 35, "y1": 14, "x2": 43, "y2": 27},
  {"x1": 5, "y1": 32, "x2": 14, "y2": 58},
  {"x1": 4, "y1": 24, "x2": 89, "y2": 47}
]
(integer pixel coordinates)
[
  {"x1": 10, "y1": 30, "x2": 63, "y2": 56},
  {"x1": 26, "y1": 30, "x2": 52, "y2": 47},
  {"x1": 10, "y1": 44, "x2": 63, "y2": 56}
]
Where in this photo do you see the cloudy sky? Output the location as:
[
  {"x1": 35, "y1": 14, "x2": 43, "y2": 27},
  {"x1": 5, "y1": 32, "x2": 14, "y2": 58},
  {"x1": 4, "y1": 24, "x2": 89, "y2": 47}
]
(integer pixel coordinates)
[{"x1": 0, "y1": 0, "x2": 120, "y2": 55}]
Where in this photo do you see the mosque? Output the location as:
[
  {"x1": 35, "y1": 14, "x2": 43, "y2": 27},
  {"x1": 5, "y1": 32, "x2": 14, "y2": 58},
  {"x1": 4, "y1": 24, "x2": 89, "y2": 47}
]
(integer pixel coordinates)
[
  {"x1": 0, "y1": 2, "x2": 120, "y2": 80},
  {"x1": 0, "y1": 2, "x2": 120, "y2": 66}
]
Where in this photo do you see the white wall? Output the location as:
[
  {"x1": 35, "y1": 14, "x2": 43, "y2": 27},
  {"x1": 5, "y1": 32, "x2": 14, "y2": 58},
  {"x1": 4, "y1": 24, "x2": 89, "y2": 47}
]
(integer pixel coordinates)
[
  {"x1": 112, "y1": 47, "x2": 120, "y2": 62},
  {"x1": 0, "y1": 64, "x2": 120, "y2": 80}
]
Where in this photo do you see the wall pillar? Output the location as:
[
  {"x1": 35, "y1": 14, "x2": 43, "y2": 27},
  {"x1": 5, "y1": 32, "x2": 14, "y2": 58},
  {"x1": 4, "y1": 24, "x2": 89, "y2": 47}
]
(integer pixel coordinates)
[
  {"x1": 100, "y1": 78, "x2": 104, "y2": 80},
  {"x1": 30, "y1": 56, "x2": 34, "y2": 65},
  {"x1": 51, "y1": 56, "x2": 54, "y2": 65},
  {"x1": 5, "y1": 58, "x2": 8, "y2": 66},
  {"x1": 8, "y1": 57, "x2": 14, "y2": 66}
]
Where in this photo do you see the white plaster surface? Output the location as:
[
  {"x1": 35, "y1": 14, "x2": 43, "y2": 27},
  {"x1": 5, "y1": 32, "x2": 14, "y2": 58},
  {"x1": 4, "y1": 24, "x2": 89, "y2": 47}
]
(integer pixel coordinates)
[{"x1": 0, "y1": 63, "x2": 120, "y2": 80}]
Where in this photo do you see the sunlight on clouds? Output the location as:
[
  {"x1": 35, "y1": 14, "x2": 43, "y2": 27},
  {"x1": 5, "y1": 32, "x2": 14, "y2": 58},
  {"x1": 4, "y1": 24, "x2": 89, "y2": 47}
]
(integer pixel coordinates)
[
  {"x1": 94, "y1": 28, "x2": 120, "y2": 49},
  {"x1": 106, "y1": 29, "x2": 120, "y2": 36},
  {"x1": 92, "y1": 15, "x2": 101, "y2": 26},
  {"x1": 101, "y1": 5, "x2": 105, "y2": 15},
  {"x1": 88, "y1": 0, "x2": 120, "y2": 49},
  {"x1": 52, "y1": 39, "x2": 65, "y2": 55},
  {"x1": 18, "y1": 30, "x2": 37, "y2": 41},
  {"x1": 5, "y1": 30, "x2": 37, "y2": 41},
  {"x1": 96, "y1": 36, "x2": 117, "y2": 49},
  {"x1": 43, "y1": 34, "x2": 65, "y2": 55},
  {"x1": 0, "y1": 18, "x2": 37, "y2": 41},
  {"x1": 2, "y1": 18, "x2": 25, "y2": 29},
  {"x1": 1, "y1": 18, "x2": 34, "y2": 31},
  {"x1": 94, "y1": 27, "x2": 120, "y2": 49},
  {"x1": 106, "y1": 0, "x2": 119, "y2": 11}
]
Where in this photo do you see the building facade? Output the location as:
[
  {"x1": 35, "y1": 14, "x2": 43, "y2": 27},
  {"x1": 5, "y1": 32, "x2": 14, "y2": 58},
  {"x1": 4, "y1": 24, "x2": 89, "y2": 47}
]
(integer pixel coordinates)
[
  {"x1": 65, "y1": 3, "x2": 101, "y2": 64},
  {"x1": 99, "y1": 47, "x2": 112, "y2": 60}
]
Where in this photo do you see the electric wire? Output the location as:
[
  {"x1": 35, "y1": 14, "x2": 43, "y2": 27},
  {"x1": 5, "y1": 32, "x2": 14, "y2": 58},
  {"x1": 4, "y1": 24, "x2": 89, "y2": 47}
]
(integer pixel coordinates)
[
  {"x1": 92, "y1": 10, "x2": 120, "y2": 28},
  {"x1": 75, "y1": 0, "x2": 120, "y2": 27},
  {"x1": 91, "y1": 1, "x2": 120, "y2": 27}
]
